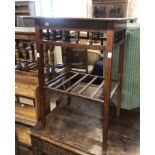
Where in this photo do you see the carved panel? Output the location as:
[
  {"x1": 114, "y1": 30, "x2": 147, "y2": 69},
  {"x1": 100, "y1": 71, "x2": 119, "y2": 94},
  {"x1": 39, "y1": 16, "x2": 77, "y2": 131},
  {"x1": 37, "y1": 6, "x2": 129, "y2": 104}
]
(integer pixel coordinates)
[
  {"x1": 31, "y1": 136, "x2": 44, "y2": 155},
  {"x1": 31, "y1": 136, "x2": 79, "y2": 155}
]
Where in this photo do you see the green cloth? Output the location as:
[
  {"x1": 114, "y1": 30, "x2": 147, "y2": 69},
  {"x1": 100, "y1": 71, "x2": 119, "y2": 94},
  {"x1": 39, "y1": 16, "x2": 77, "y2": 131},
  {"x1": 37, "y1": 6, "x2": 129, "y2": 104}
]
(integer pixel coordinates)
[{"x1": 111, "y1": 23, "x2": 140, "y2": 110}]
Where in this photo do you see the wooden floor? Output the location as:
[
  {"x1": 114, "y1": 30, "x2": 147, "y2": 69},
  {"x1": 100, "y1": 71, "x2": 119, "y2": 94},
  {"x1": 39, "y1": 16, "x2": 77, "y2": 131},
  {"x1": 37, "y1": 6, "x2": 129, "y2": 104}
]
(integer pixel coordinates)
[{"x1": 31, "y1": 97, "x2": 140, "y2": 155}]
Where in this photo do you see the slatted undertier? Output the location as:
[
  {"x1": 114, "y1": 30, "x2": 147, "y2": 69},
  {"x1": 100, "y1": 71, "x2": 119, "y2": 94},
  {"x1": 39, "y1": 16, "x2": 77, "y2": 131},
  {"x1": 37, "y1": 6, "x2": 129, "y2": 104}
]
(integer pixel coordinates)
[{"x1": 46, "y1": 71, "x2": 119, "y2": 104}]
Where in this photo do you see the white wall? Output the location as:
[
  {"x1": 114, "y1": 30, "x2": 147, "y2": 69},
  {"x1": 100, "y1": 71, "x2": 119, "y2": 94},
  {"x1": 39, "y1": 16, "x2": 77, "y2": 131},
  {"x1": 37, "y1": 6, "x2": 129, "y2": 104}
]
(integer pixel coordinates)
[
  {"x1": 39, "y1": 0, "x2": 89, "y2": 17},
  {"x1": 86, "y1": 0, "x2": 92, "y2": 18},
  {"x1": 35, "y1": 0, "x2": 140, "y2": 19},
  {"x1": 127, "y1": 0, "x2": 140, "y2": 19},
  {"x1": 34, "y1": 0, "x2": 41, "y2": 16},
  {"x1": 53, "y1": 0, "x2": 88, "y2": 17},
  {"x1": 39, "y1": 0, "x2": 53, "y2": 17}
]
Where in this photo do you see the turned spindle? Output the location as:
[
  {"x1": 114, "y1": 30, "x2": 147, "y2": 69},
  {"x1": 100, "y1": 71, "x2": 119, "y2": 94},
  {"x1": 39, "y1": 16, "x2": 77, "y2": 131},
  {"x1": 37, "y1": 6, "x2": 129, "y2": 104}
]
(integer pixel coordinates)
[
  {"x1": 22, "y1": 43, "x2": 29, "y2": 71},
  {"x1": 30, "y1": 43, "x2": 35, "y2": 62},
  {"x1": 50, "y1": 29, "x2": 56, "y2": 40},
  {"x1": 89, "y1": 32, "x2": 93, "y2": 45},
  {"x1": 62, "y1": 30, "x2": 70, "y2": 42},
  {"x1": 15, "y1": 41, "x2": 22, "y2": 70},
  {"x1": 49, "y1": 44, "x2": 56, "y2": 79},
  {"x1": 44, "y1": 44, "x2": 50, "y2": 80},
  {"x1": 75, "y1": 31, "x2": 80, "y2": 43}
]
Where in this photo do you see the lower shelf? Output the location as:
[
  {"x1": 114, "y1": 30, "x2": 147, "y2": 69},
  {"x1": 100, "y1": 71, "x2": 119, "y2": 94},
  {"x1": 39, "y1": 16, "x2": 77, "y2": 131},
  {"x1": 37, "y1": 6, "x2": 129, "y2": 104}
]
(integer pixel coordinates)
[{"x1": 46, "y1": 71, "x2": 119, "y2": 103}]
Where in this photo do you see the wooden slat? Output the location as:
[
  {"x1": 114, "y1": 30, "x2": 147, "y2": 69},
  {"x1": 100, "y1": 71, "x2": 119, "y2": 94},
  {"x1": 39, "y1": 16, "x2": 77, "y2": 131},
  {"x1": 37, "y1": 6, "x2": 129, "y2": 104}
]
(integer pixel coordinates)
[
  {"x1": 110, "y1": 82, "x2": 120, "y2": 99},
  {"x1": 46, "y1": 71, "x2": 68, "y2": 86},
  {"x1": 48, "y1": 87, "x2": 104, "y2": 104},
  {"x1": 55, "y1": 73, "x2": 79, "y2": 89},
  {"x1": 66, "y1": 74, "x2": 88, "y2": 92},
  {"x1": 90, "y1": 80, "x2": 105, "y2": 98},
  {"x1": 78, "y1": 76, "x2": 98, "y2": 95}
]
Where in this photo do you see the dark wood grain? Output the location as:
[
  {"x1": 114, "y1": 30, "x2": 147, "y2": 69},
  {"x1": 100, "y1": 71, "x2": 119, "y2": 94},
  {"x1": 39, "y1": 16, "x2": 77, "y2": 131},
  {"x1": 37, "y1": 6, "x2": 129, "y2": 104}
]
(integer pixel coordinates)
[
  {"x1": 30, "y1": 98, "x2": 139, "y2": 155},
  {"x1": 66, "y1": 74, "x2": 88, "y2": 92}
]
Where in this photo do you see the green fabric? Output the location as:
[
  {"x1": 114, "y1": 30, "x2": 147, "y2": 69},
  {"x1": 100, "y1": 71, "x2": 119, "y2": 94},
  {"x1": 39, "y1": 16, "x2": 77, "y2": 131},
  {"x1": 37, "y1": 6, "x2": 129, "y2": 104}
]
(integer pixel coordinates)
[{"x1": 111, "y1": 23, "x2": 140, "y2": 110}]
